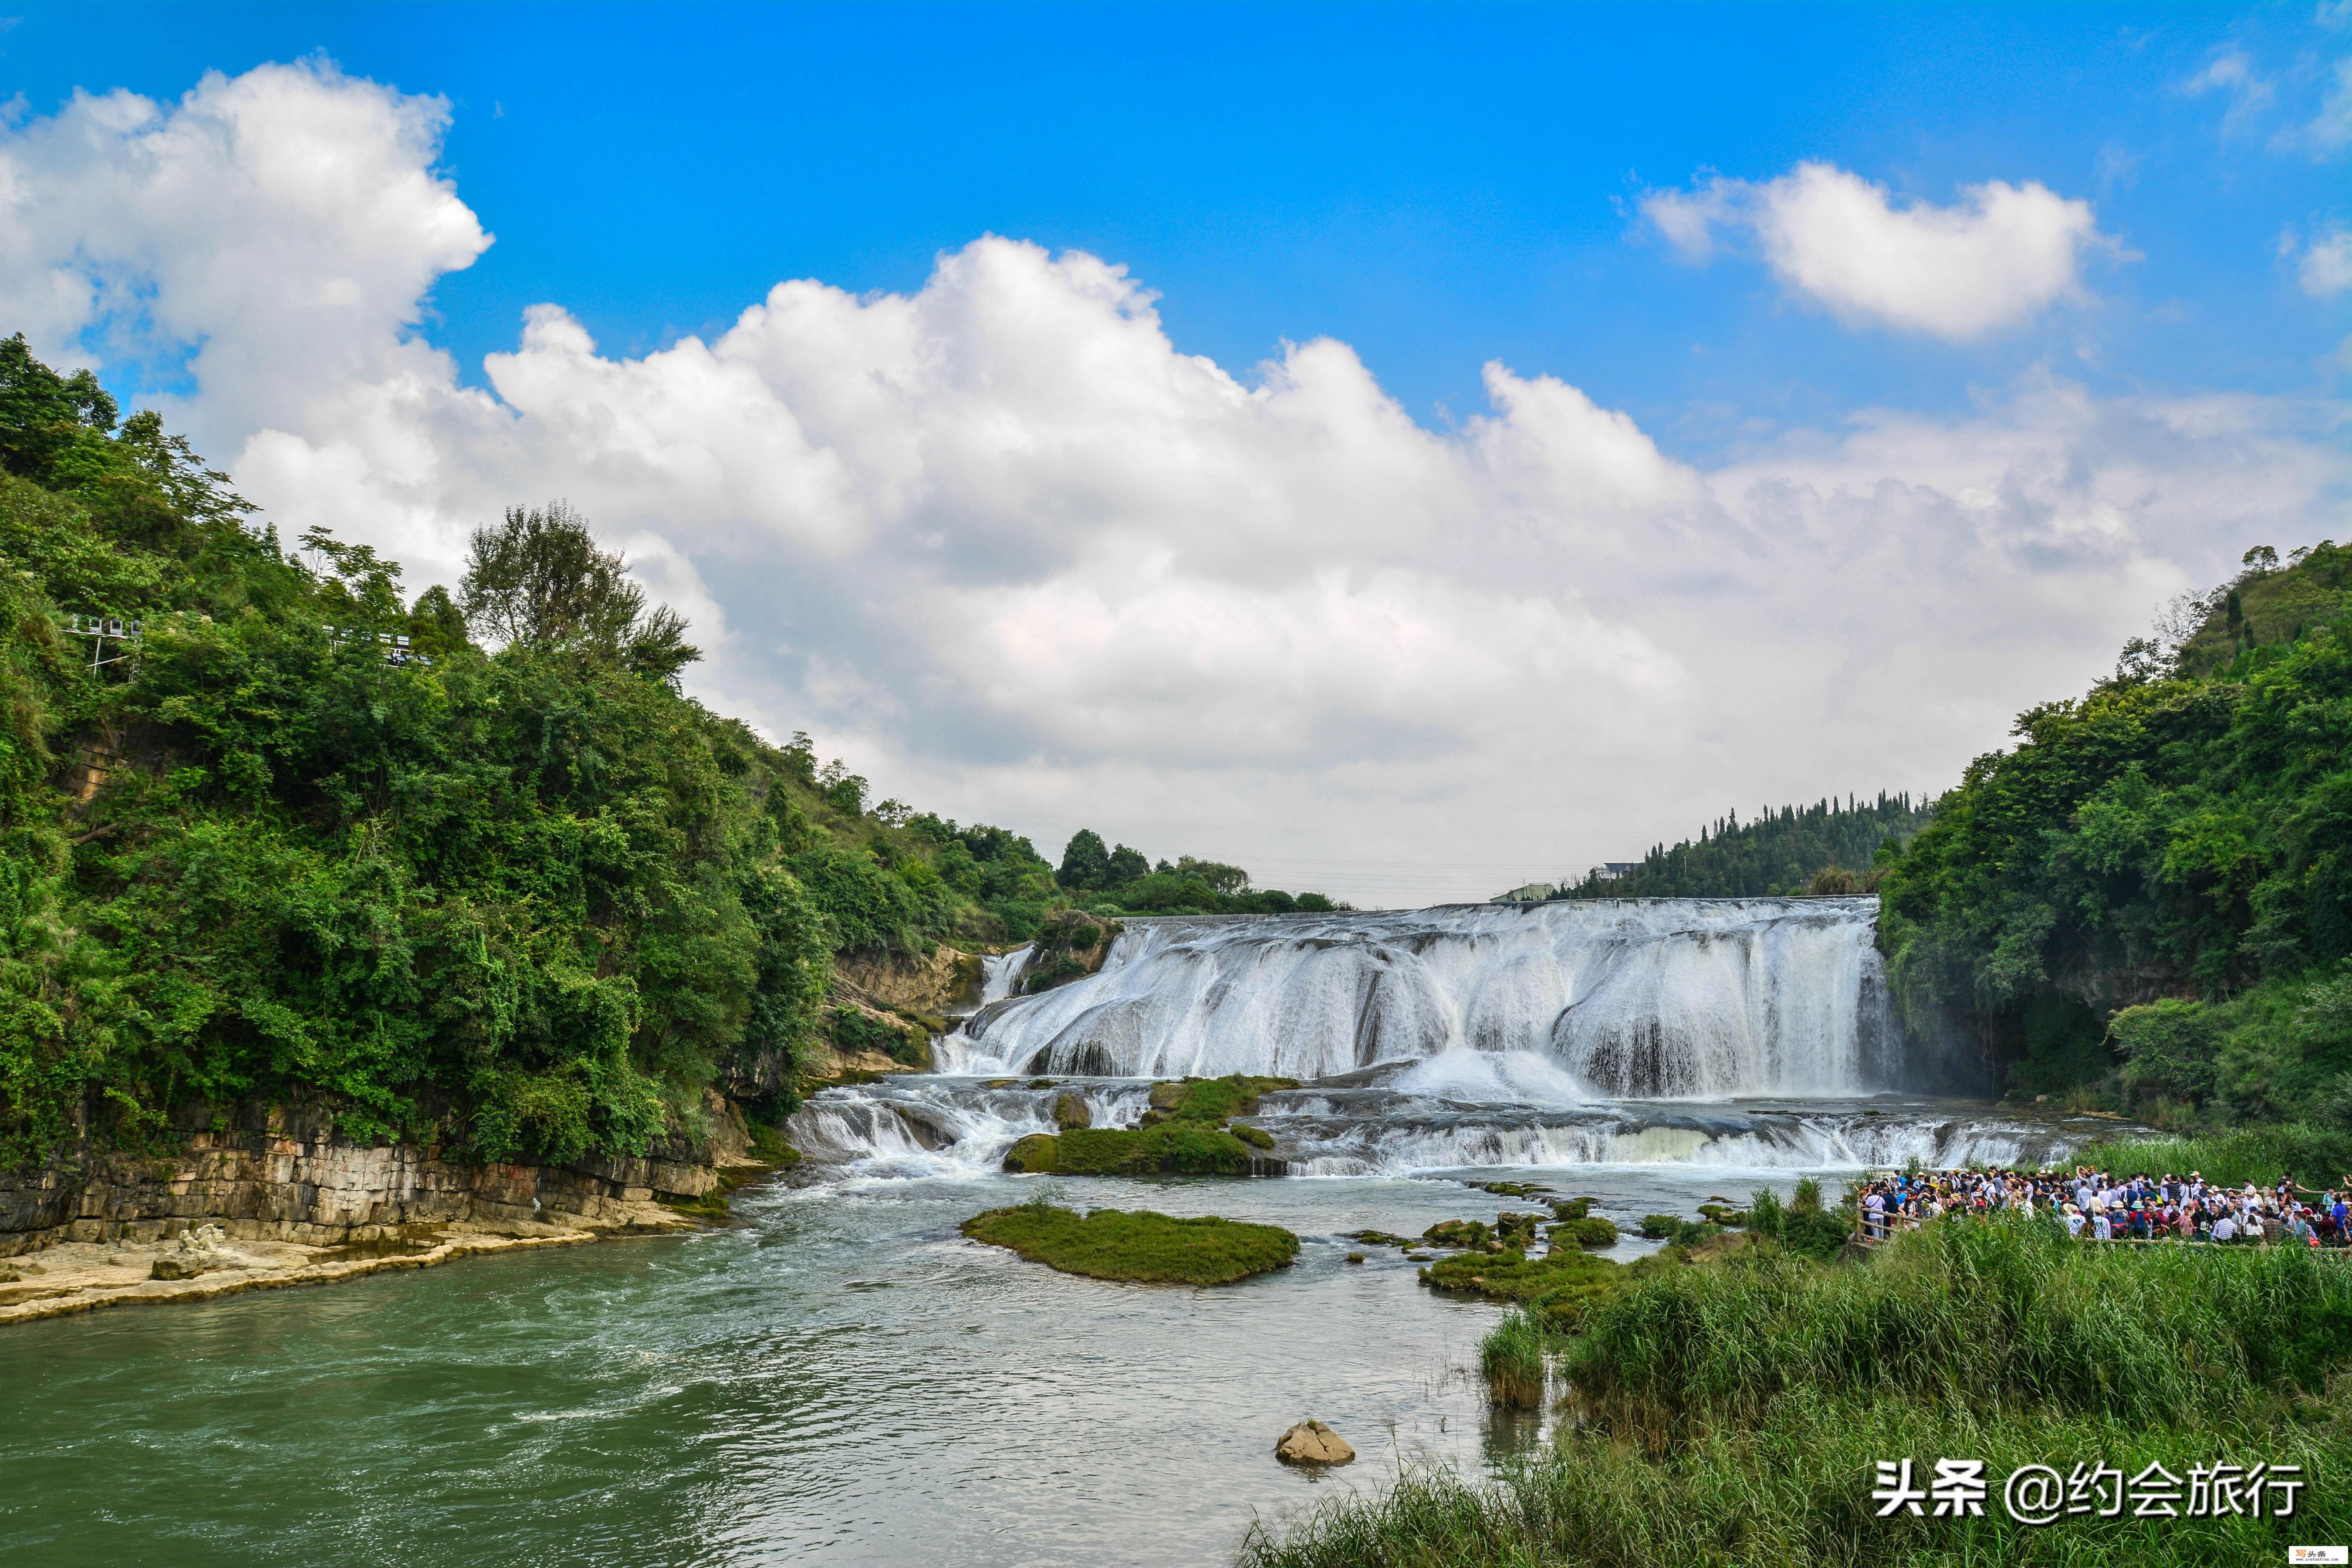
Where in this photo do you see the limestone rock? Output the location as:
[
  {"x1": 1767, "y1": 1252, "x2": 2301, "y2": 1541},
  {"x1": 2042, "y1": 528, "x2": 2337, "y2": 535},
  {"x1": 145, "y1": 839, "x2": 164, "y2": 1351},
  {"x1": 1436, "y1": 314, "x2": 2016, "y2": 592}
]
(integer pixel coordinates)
[
  {"x1": 1053, "y1": 1093, "x2": 1092, "y2": 1132},
  {"x1": 1275, "y1": 1419, "x2": 1356, "y2": 1467},
  {"x1": 151, "y1": 1255, "x2": 217, "y2": 1281}
]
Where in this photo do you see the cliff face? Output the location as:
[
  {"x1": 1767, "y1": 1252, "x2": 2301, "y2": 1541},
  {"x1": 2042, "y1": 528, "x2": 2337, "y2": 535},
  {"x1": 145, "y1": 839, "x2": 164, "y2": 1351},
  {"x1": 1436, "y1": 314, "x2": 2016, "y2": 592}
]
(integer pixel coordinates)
[
  {"x1": 831, "y1": 944, "x2": 984, "y2": 1016},
  {"x1": 0, "y1": 1097, "x2": 752, "y2": 1259}
]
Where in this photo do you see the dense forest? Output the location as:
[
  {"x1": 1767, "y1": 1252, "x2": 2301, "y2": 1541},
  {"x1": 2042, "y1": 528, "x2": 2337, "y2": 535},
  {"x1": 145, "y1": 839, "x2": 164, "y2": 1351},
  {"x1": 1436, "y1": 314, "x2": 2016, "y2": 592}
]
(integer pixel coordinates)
[
  {"x1": 1876, "y1": 541, "x2": 2352, "y2": 1123},
  {"x1": 1553, "y1": 793, "x2": 1934, "y2": 900},
  {"x1": 0, "y1": 337, "x2": 1318, "y2": 1172}
]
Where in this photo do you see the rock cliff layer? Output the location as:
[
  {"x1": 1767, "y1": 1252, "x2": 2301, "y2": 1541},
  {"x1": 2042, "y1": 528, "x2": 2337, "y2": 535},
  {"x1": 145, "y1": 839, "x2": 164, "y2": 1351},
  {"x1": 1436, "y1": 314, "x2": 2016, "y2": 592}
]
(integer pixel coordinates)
[{"x1": 0, "y1": 1098, "x2": 752, "y2": 1259}]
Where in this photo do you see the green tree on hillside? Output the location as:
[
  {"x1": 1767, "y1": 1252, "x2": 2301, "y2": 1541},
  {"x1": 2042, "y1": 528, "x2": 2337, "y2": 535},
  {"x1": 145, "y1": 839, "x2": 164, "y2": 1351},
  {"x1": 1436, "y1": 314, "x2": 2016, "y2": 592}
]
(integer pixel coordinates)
[
  {"x1": 461, "y1": 501, "x2": 698, "y2": 684},
  {"x1": 1555, "y1": 793, "x2": 1933, "y2": 900},
  {"x1": 1876, "y1": 540, "x2": 2352, "y2": 1118},
  {"x1": 1057, "y1": 828, "x2": 1111, "y2": 891}
]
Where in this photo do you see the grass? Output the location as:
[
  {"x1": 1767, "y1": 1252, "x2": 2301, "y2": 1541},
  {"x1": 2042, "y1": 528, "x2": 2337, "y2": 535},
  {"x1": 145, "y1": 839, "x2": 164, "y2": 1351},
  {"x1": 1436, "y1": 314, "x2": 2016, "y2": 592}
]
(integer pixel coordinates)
[
  {"x1": 1423, "y1": 1242, "x2": 1625, "y2": 1316},
  {"x1": 1003, "y1": 1073, "x2": 1297, "y2": 1174},
  {"x1": 1238, "y1": 1401, "x2": 2350, "y2": 1568},
  {"x1": 2086, "y1": 1123, "x2": 2352, "y2": 1190},
  {"x1": 960, "y1": 1202, "x2": 1299, "y2": 1285},
  {"x1": 1477, "y1": 1308, "x2": 1547, "y2": 1407},
  {"x1": 1001, "y1": 1123, "x2": 1264, "y2": 1175},
  {"x1": 1243, "y1": 1217, "x2": 2352, "y2": 1568},
  {"x1": 1147, "y1": 1074, "x2": 1300, "y2": 1123}
]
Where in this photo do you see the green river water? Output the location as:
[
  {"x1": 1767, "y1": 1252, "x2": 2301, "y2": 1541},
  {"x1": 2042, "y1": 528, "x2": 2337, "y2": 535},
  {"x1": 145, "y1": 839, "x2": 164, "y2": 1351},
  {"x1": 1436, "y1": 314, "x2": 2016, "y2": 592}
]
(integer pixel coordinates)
[{"x1": 0, "y1": 1164, "x2": 1778, "y2": 1567}]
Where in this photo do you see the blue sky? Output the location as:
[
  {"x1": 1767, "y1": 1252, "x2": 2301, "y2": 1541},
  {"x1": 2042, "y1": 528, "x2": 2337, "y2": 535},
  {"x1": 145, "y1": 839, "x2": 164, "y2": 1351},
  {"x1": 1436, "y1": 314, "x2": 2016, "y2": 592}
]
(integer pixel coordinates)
[
  {"x1": 2, "y1": 4, "x2": 2347, "y2": 902},
  {"x1": 14, "y1": 3, "x2": 2345, "y2": 451}
]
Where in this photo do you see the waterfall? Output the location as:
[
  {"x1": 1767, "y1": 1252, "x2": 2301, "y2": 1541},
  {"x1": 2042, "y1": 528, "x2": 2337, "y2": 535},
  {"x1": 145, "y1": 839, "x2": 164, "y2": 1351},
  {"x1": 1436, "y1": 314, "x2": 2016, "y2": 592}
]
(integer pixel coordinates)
[
  {"x1": 781, "y1": 1073, "x2": 2073, "y2": 1180},
  {"x1": 934, "y1": 945, "x2": 1037, "y2": 1074},
  {"x1": 961, "y1": 898, "x2": 1903, "y2": 1098},
  {"x1": 977, "y1": 946, "x2": 1034, "y2": 1007},
  {"x1": 787, "y1": 897, "x2": 2072, "y2": 1180}
]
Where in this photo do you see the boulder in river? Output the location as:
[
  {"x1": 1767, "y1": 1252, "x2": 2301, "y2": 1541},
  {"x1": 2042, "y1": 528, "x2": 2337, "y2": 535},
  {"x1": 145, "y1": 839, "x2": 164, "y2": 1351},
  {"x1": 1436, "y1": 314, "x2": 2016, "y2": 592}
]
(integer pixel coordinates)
[
  {"x1": 1276, "y1": 1420, "x2": 1355, "y2": 1467},
  {"x1": 1054, "y1": 1092, "x2": 1092, "y2": 1131},
  {"x1": 1003, "y1": 1134, "x2": 1060, "y2": 1173}
]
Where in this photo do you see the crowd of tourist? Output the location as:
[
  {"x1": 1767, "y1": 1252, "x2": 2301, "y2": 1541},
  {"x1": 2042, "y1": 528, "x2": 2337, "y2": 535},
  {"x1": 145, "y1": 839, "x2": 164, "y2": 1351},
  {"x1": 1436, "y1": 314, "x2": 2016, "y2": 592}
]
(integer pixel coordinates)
[{"x1": 1856, "y1": 1166, "x2": 2352, "y2": 1247}]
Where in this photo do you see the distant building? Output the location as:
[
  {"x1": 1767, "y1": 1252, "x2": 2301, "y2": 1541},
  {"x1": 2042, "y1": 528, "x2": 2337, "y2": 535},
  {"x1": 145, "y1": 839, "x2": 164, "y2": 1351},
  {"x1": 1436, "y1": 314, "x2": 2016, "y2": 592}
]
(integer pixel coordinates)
[
  {"x1": 1490, "y1": 882, "x2": 1558, "y2": 904},
  {"x1": 1590, "y1": 862, "x2": 1641, "y2": 882}
]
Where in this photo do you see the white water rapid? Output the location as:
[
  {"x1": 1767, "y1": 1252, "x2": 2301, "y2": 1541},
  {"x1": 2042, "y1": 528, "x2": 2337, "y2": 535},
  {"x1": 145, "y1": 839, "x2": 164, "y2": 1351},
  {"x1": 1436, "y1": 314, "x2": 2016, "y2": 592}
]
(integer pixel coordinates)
[
  {"x1": 956, "y1": 899, "x2": 1899, "y2": 1096},
  {"x1": 788, "y1": 898, "x2": 2085, "y2": 1181}
]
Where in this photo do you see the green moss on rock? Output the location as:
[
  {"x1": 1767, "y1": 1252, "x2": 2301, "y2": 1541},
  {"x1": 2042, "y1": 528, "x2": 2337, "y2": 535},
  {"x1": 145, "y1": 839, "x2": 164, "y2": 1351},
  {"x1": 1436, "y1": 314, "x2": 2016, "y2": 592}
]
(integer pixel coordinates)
[
  {"x1": 747, "y1": 1123, "x2": 803, "y2": 1166},
  {"x1": 961, "y1": 1203, "x2": 1299, "y2": 1284},
  {"x1": 1422, "y1": 1218, "x2": 1494, "y2": 1249},
  {"x1": 1552, "y1": 1215, "x2": 1620, "y2": 1249},
  {"x1": 1059, "y1": 1124, "x2": 1259, "y2": 1175},
  {"x1": 998, "y1": 1123, "x2": 1264, "y2": 1175},
  {"x1": 1004, "y1": 1133, "x2": 1061, "y2": 1173},
  {"x1": 1146, "y1": 1074, "x2": 1299, "y2": 1122},
  {"x1": 1421, "y1": 1244, "x2": 1626, "y2": 1325}
]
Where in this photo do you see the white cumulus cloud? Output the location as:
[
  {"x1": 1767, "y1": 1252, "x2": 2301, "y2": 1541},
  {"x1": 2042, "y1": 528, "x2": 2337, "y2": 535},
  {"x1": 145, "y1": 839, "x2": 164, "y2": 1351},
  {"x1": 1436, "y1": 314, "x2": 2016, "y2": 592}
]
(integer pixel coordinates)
[
  {"x1": 2292, "y1": 225, "x2": 2352, "y2": 297},
  {"x1": 0, "y1": 65, "x2": 2343, "y2": 906},
  {"x1": 1643, "y1": 161, "x2": 2116, "y2": 340}
]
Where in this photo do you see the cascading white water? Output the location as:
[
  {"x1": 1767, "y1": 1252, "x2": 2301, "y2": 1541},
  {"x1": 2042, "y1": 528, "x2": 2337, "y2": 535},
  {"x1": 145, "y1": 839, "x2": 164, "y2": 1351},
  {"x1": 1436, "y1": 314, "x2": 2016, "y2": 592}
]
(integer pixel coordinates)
[
  {"x1": 788, "y1": 1077, "x2": 1153, "y2": 1179},
  {"x1": 933, "y1": 945, "x2": 1036, "y2": 1074},
  {"x1": 962, "y1": 899, "x2": 1899, "y2": 1098},
  {"x1": 787, "y1": 898, "x2": 2087, "y2": 1179},
  {"x1": 976, "y1": 946, "x2": 1034, "y2": 1007}
]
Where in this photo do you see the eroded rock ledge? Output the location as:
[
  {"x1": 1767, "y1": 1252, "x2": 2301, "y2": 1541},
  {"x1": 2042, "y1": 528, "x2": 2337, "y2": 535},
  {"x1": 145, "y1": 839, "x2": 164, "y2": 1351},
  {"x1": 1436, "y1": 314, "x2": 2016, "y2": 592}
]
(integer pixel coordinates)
[{"x1": 0, "y1": 1096, "x2": 767, "y2": 1325}]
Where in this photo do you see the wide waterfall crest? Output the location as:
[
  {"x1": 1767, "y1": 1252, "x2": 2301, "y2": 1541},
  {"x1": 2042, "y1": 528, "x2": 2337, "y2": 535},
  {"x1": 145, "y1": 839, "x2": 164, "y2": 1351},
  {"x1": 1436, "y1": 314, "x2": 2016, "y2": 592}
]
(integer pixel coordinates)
[{"x1": 958, "y1": 898, "x2": 1904, "y2": 1097}]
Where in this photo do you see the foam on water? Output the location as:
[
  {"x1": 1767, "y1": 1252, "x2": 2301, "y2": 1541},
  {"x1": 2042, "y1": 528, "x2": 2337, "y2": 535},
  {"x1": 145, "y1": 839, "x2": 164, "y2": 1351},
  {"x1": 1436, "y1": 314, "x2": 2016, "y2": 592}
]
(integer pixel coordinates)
[
  {"x1": 960, "y1": 899, "x2": 1903, "y2": 1096},
  {"x1": 791, "y1": 899, "x2": 2074, "y2": 1182},
  {"x1": 788, "y1": 1077, "x2": 1152, "y2": 1179}
]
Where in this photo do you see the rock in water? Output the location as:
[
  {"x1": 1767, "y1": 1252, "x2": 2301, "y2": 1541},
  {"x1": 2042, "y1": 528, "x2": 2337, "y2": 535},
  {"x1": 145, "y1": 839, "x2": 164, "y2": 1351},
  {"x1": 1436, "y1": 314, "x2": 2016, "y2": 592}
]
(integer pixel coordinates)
[
  {"x1": 1053, "y1": 1092, "x2": 1092, "y2": 1131},
  {"x1": 1002, "y1": 1133, "x2": 1060, "y2": 1173},
  {"x1": 1275, "y1": 1420, "x2": 1356, "y2": 1467}
]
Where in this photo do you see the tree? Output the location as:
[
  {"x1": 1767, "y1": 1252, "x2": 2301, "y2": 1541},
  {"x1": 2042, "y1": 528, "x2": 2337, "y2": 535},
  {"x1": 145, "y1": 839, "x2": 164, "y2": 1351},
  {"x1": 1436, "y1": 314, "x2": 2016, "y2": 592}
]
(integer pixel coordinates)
[
  {"x1": 1105, "y1": 844, "x2": 1149, "y2": 889},
  {"x1": 458, "y1": 501, "x2": 700, "y2": 683},
  {"x1": 1175, "y1": 855, "x2": 1250, "y2": 895},
  {"x1": 1058, "y1": 828, "x2": 1111, "y2": 890}
]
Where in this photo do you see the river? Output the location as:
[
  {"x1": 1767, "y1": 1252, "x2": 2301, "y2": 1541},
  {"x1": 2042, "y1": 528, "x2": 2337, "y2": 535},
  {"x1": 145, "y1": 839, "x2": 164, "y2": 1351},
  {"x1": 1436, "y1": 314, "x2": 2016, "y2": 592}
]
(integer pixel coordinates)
[{"x1": 0, "y1": 899, "x2": 2097, "y2": 1565}]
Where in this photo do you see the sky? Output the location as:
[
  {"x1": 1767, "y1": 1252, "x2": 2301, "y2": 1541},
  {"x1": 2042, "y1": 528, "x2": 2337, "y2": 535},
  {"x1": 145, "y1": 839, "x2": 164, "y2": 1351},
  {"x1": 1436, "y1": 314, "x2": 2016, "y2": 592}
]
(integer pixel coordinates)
[{"x1": 2, "y1": 2, "x2": 2348, "y2": 906}]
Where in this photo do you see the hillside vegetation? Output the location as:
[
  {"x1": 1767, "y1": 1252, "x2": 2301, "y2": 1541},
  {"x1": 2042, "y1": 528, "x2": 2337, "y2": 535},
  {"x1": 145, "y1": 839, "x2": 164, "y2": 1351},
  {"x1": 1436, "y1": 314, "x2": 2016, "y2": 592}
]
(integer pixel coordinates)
[
  {"x1": 1047, "y1": 828, "x2": 1341, "y2": 916},
  {"x1": 1876, "y1": 541, "x2": 2352, "y2": 1126},
  {"x1": 1554, "y1": 793, "x2": 1933, "y2": 900},
  {"x1": 0, "y1": 336, "x2": 1208, "y2": 1171}
]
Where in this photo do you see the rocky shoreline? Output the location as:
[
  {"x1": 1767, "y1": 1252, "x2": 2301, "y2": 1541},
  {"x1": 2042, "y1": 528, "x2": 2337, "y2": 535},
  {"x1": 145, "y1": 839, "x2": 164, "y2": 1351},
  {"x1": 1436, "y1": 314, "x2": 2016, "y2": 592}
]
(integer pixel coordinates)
[
  {"x1": 0, "y1": 1225, "x2": 620, "y2": 1327},
  {"x1": 0, "y1": 1095, "x2": 776, "y2": 1327}
]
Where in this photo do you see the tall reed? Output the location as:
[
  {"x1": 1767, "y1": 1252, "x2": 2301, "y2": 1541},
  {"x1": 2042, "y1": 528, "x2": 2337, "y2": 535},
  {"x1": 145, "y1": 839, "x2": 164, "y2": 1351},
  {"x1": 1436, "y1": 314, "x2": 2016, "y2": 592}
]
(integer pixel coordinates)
[
  {"x1": 1240, "y1": 1217, "x2": 2352, "y2": 1568},
  {"x1": 1477, "y1": 1308, "x2": 1548, "y2": 1408}
]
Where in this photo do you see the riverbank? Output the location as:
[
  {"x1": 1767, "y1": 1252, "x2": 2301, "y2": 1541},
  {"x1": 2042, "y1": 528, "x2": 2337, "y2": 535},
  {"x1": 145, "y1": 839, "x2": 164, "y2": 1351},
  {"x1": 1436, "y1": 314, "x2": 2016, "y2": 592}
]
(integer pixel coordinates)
[
  {"x1": 1244, "y1": 1215, "x2": 2352, "y2": 1568},
  {"x1": 0, "y1": 1224, "x2": 619, "y2": 1327},
  {"x1": 0, "y1": 1164, "x2": 1556, "y2": 1567},
  {"x1": 0, "y1": 1092, "x2": 789, "y2": 1325}
]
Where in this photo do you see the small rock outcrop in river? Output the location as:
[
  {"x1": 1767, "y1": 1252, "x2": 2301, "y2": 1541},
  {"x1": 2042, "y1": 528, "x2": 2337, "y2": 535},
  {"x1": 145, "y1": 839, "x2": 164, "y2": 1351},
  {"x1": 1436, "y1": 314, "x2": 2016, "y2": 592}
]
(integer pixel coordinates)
[
  {"x1": 1275, "y1": 1420, "x2": 1355, "y2": 1467},
  {"x1": 960, "y1": 1203, "x2": 1298, "y2": 1285}
]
